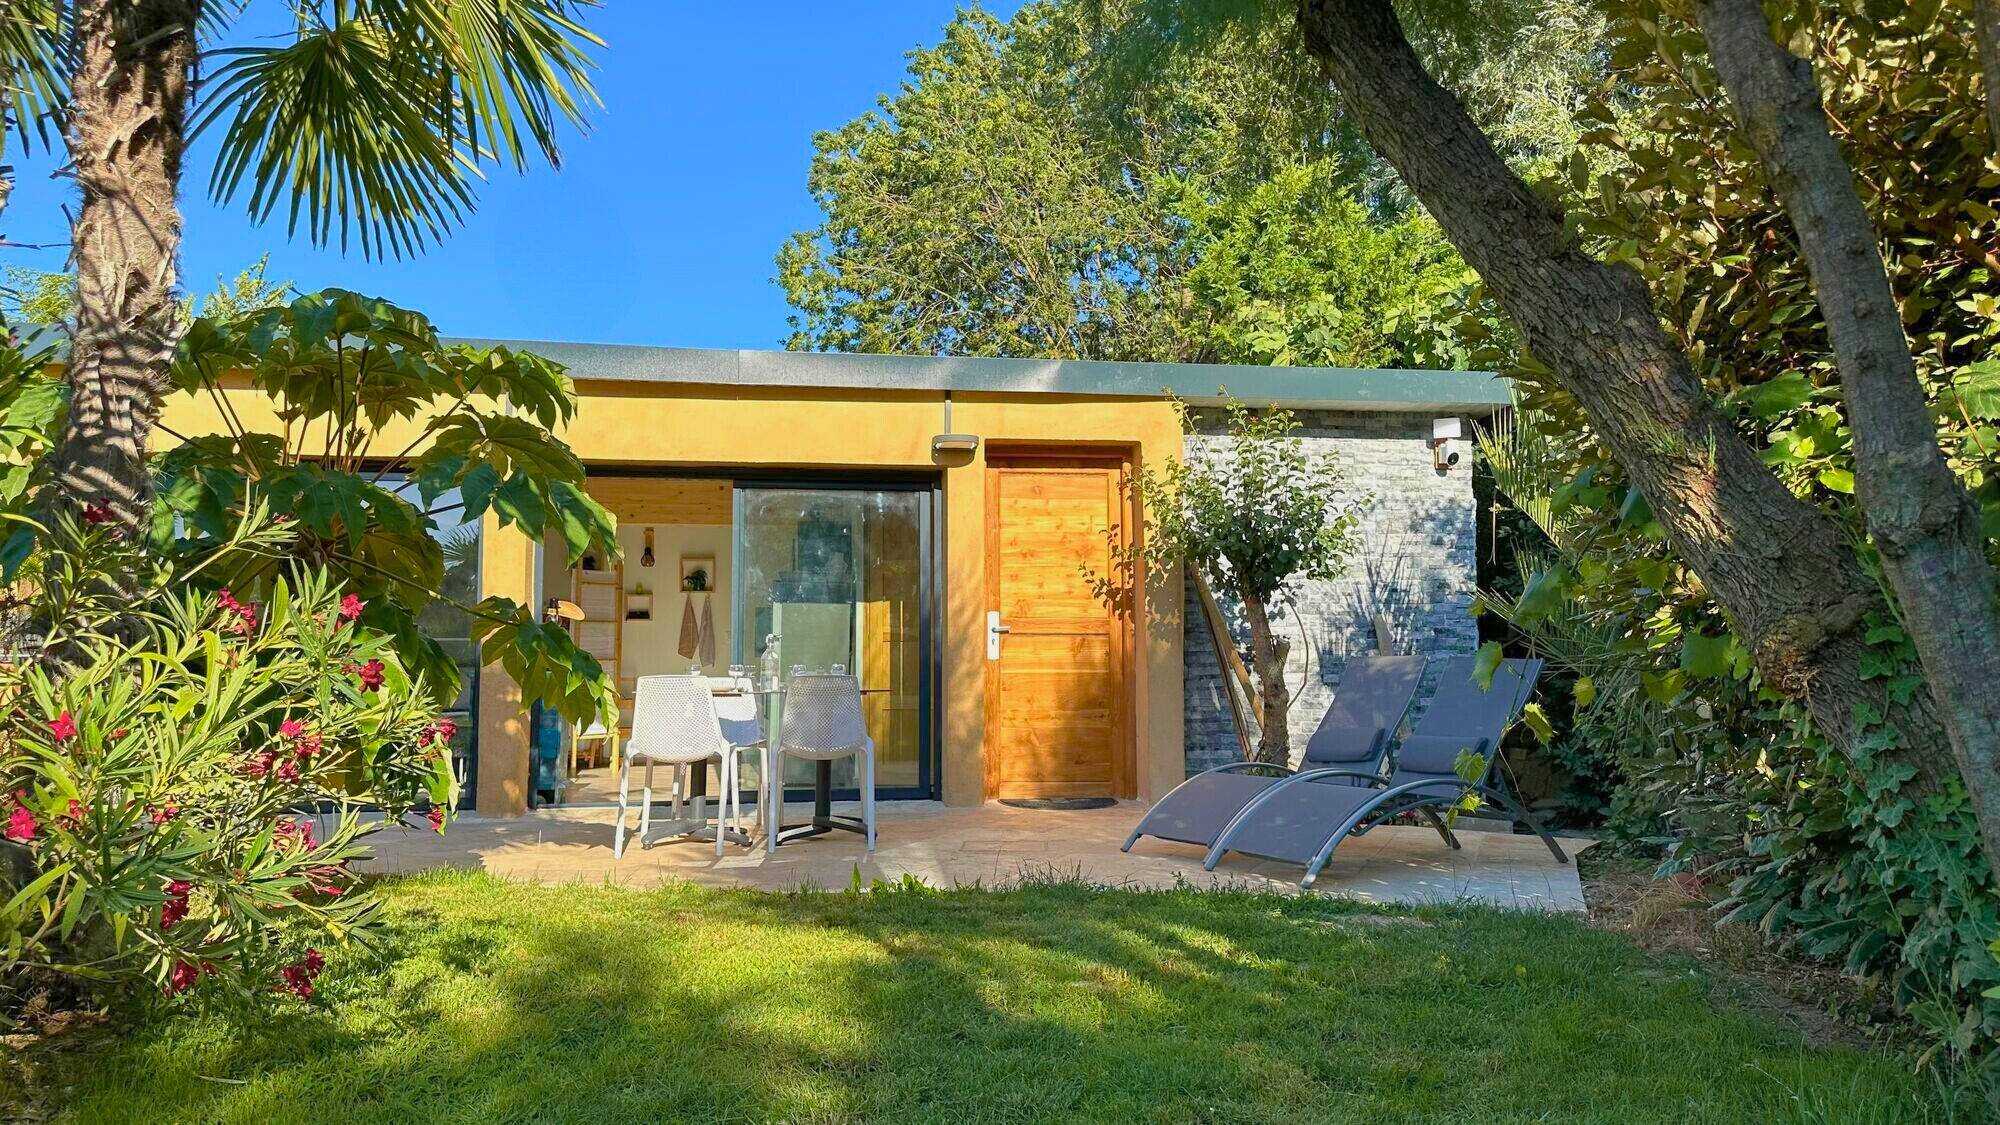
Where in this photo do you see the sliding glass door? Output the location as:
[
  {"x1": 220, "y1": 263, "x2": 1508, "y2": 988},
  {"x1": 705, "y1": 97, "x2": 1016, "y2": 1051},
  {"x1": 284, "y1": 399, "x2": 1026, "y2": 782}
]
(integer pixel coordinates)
[{"x1": 734, "y1": 483, "x2": 934, "y2": 799}]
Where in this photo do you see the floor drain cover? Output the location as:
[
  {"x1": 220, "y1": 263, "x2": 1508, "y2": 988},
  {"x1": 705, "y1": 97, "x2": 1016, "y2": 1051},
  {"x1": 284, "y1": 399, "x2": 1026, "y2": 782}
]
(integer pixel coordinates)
[{"x1": 999, "y1": 797, "x2": 1118, "y2": 811}]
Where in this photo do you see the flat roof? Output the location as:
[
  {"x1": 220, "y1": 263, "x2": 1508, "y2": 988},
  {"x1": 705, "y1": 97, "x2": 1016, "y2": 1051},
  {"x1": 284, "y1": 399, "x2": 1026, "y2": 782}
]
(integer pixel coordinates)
[
  {"x1": 14, "y1": 325, "x2": 1508, "y2": 412},
  {"x1": 454, "y1": 338, "x2": 1510, "y2": 413}
]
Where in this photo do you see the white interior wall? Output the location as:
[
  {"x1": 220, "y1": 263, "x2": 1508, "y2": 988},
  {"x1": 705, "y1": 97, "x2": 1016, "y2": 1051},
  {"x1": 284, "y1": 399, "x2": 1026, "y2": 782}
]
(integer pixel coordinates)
[{"x1": 542, "y1": 522, "x2": 736, "y2": 686}]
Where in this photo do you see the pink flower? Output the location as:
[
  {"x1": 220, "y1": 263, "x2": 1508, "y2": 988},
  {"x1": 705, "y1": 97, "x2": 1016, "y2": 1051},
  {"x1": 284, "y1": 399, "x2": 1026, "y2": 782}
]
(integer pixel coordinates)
[
  {"x1": 5, "y1": 804, "x2": 37, "y2": 843},
  {"x1": 242, "y1": 750, "x2": 277, "y2": 779},
  {"x1": 160, "y1": 896, "x2": 189, "y2": 930},
  {"x1": 165, "y1": 879, "x2": 193, "y2": 896},
  {"x1": 338, "y1": 593, "x2": 364, "y2": 622},
  {"x1": 110, "y1": 728, "x2": 128, "y2": 741},
  {"x1": 81, "y1": 503, "x2": 114, "y2": 525},
  {"x1": 215, "y1": 590, "x2": 258, "y2": 637},
  {"x1": 47, "y1": 712, "x2": 76, "y2": 742},
  {"x1": 294, "y1": 733, "x2": 322, "y2": 760},
  {"x1": 277, "y1": 952, "x2": 324, "y2": 1000},
  {"x1": 426, "y1": 805, "x2": 446, "y2": 834},
  {"x1": 417, "y1": 717, "x2": 458, "y2": 749},
  {"x1": 314, "y1": 882, "x2": 345, "y2": 897},
  {"x1": 150, "y1": 803, "x2": 179, "y2": 825},
  {"x1": 351, "y1": 660, "x2": 385, "y2": 692},
  {"x1": 278, "y1": 719, "x2": 306, "y2": 740},
  {"x1": 57, "y1": 799, "x2": 83, "y2": 829},
  {"x1": 166, "y1": 960, "x2": 200, "y2": 994},
  {"x1": 274, "y1": 819, "x2": 317, "y2": 850}
]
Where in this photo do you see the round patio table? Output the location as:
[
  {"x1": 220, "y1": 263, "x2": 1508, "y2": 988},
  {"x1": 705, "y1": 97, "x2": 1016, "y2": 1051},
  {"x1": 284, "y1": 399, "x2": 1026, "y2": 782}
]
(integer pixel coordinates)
[{"x1": 708, "y1": 682, "x2": 883, "y2": 851}]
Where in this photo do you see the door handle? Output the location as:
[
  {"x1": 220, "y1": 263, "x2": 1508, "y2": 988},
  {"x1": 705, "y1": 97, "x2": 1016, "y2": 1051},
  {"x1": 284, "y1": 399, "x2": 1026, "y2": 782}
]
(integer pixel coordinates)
[{"x1": 986, "y1": 610, "x2": 1011, "y2": 660}]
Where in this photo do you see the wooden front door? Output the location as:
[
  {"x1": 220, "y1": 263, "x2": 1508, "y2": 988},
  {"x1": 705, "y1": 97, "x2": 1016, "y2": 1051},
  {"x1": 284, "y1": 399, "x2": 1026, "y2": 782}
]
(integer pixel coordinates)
[{"x1": 985, "y1": 457, "x2": 1131, "y2": 799}]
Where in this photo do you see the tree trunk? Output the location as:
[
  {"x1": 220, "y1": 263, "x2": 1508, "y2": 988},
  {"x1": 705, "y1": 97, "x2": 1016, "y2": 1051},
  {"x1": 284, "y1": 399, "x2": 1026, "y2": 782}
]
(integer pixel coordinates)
[
  {"x1": 52, "y1": 0, "x2": 197, "y2": 533},
  {"x1": 1292, "y1": 1, "x2": 1961, "y2": 807},
  {"x1": 1239, "y1": 590, "x2": 1292, "y2": 765},
  {"x1": 1974, "y1": 0, "x2": 2000, "y2": 153},
  {"x1": 1695, "y1": 0, "x2": 2000, "y2": 902}
]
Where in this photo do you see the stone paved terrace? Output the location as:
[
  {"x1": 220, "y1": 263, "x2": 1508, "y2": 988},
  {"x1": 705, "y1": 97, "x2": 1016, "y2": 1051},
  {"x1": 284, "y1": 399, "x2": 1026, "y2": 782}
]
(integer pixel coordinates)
[{"x1": 358, "y1": 801, "x2": 1591, "y2": 911}]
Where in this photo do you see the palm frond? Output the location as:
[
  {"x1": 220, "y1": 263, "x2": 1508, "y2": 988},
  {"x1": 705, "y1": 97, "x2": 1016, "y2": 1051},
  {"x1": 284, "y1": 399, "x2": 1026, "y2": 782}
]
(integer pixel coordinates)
[
  {"x1": 1, "y1": 0, "x2": 68, "y2": 156},
  {"x1": 1473, "y1": 390, "x2": 1584, "y2": 554},
  {"x1": 378, "y1": 0, "x2": 603, "y2": 173},
  {"x1": 192, "y1": 0, "x2": 602, "y2": 259}
]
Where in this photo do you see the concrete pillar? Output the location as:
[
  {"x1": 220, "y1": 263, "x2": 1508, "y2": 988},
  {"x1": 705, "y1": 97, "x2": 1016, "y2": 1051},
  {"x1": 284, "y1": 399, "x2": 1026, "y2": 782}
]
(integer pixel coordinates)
[{"x1": 475, "y1": 516, "x2": 537, "y2": 816}]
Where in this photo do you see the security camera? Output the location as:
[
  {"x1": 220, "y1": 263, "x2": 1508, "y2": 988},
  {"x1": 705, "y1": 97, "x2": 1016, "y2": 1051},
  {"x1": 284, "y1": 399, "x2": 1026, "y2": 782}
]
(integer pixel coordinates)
[{"x1": 1431, "y1": 417, "x2": 1464, "y2": 471}]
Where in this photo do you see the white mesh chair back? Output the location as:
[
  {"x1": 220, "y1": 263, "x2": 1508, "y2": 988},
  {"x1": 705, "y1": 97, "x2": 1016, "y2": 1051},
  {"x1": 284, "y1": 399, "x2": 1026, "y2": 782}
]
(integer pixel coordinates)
[
  {"x1": 625, "y1": 674, "x2": 728, "y2": 765},
  {"x1": 778, "y1": 674, "x2": 871, "y2": 759},
  {"x1": 711, "y1": 688, "x2": 765, "y2": 747}
]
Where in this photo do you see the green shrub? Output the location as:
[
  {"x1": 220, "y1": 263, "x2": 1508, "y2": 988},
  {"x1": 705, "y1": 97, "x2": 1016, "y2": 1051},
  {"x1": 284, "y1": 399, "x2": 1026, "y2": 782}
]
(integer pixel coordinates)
[
  {"x1": 0, "y1": 511, "x2": 453, "y2": 1008},
  {"x1": 1465, "y1": 0, "x2": 2000, "y2": 1093}
]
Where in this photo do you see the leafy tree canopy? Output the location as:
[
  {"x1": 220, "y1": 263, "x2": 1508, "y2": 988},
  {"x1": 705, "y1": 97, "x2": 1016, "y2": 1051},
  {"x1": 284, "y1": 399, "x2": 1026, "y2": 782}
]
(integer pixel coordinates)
[
  {"x1": 4, "y1": 257, "x2": 294, "y2": 327},
  {"x1": 778, "y1": 0, "x2": 1604, "y2": 366}
]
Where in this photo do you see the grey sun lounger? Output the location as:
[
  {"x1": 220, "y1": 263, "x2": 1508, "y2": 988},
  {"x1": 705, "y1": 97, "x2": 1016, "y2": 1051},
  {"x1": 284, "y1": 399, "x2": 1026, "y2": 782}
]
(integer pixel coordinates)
[
  {"x1": 1122, "y1": 655, "x2": 1427, "y2": 854},
  {"x1": 1204, "y1": 656, "x2": 1567, "y2": 889}
]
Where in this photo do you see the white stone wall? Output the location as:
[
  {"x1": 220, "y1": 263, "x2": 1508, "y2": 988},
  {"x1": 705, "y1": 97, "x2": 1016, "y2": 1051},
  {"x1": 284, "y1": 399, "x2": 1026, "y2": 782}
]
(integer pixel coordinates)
[{"x1": 1182, "y1": 409, "x2": 1480, "y2": 775}]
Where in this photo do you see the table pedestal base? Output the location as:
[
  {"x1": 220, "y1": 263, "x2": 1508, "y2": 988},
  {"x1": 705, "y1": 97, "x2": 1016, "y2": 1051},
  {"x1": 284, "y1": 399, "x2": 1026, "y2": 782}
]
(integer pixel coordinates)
[{"x1": 770, "y1": 760, "x2": 862, "y2": 848}]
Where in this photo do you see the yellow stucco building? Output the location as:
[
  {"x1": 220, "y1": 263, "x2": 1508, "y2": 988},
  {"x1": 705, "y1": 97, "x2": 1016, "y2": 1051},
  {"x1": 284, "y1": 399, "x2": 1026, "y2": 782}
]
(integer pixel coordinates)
[{"x1": 164, "y1": 341, "x2": 1506, "y2": 818}]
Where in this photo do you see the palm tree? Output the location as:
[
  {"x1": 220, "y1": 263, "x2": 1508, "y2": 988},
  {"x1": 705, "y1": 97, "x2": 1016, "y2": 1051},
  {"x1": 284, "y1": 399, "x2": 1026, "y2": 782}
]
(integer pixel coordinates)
[{"x1": 6, "y1": 1, "x2": 602, "y2": 530}]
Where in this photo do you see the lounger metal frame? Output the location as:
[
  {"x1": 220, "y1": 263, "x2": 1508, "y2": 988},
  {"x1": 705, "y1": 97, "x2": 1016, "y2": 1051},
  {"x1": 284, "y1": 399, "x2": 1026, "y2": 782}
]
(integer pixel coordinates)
[{"x1": 1203, "y1": 743, "x2": 1568, "y2": 889}]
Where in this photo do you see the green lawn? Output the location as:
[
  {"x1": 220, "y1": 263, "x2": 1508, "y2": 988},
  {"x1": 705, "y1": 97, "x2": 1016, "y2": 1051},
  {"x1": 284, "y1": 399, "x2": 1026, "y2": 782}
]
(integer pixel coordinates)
[{"x1": 27, "y1": 872, "x2": 1934, "y2": 1123}]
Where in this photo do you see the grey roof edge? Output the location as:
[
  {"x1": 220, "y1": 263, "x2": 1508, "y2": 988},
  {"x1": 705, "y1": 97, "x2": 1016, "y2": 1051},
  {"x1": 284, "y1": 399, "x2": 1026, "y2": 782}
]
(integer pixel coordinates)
[
  {"x1": 11, "y1": 324, "x2": 1509, "y2": 412},
  {"x1": 453, "y1": 337, "x2": 1511, "y2": 413}
]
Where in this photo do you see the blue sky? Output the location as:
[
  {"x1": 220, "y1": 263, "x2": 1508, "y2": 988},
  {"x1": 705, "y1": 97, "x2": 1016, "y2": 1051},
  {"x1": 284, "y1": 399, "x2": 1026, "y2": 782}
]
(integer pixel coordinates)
[{"x1": 3, "y1": 3, "x2": 1020, "y2": 349}]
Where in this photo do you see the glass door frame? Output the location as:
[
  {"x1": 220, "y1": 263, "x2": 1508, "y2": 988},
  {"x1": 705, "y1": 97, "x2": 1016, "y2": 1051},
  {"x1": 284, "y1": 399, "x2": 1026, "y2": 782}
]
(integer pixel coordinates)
[{"x1": 729, "y1": 470, "x2": 941, "y2": 803}]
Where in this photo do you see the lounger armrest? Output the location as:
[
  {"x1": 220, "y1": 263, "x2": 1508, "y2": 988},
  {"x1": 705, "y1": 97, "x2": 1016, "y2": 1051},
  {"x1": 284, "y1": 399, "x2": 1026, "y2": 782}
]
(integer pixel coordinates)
[
  {"x1": 1194, "y1": 761, "x2": 1296, "y2": 779},
  {"x1": 1282, "y1": 767, "x2": 1392, "y2": 788}
]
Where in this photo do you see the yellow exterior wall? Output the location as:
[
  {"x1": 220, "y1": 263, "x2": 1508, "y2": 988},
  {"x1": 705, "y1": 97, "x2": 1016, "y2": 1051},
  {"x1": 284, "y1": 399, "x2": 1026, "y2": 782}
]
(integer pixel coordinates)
[{"x1": 158, "y1": 377, "x2": 1187, "y2": 815}]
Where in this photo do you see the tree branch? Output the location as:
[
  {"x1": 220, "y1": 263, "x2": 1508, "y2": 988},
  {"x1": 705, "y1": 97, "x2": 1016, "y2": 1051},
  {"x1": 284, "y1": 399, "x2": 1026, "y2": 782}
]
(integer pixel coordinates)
[
  {"x1": 1694, "y1": 0, "x2": 2000, "y2": 870},
  {"x1": 1291, "y1": 0, "x2": 1951, "y2": 800}
]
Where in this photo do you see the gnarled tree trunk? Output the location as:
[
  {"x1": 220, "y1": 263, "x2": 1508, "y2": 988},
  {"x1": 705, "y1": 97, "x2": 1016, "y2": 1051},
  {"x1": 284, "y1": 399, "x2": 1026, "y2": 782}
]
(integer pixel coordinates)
[
  {"x1": 1695, "y1": 0, "x2": 2000, "y2": 898},
  {"x1": 1239, "y1": 590, "x2": 1293, "y2": 765},
  {"x1": 1292, "y1": 1, "x2": 1967, "y2": 836},
  {"x1": 53, "y1": 0, "x2": 197, "y2": 533}
]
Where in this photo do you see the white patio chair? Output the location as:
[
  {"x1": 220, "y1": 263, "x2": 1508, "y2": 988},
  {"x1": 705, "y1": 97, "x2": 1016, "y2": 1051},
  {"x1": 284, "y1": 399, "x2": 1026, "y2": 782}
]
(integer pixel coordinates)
[
  {"x1": 773, "y1": 673, "x2": 876, "y2": 851},
  {"x1": 615, "y1": 674, "x2": 740, "y2": 858},
  {"x1": 709, "y1": 678, "x2": 769, "y2": 844}
]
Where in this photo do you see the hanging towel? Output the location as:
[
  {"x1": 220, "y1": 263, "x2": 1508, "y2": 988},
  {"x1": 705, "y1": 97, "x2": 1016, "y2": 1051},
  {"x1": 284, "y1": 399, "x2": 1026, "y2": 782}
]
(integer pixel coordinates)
[
  {"x1": 697, "y1": 594, "x2": 717, "y2": 667},
  {"x1": 677, "y1": 596, "x2": 700, "y2": 660}
]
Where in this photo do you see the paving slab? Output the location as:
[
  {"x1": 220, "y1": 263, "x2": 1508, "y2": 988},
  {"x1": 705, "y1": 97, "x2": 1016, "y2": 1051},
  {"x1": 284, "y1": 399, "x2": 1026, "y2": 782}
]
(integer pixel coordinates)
[{"x1": 356, "y1": 800, "x2": 1591, "y2": 910}]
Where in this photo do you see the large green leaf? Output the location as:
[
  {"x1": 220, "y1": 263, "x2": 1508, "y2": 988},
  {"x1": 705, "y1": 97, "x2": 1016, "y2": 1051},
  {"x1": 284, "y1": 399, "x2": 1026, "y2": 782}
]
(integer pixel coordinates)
[
  {"x1": 1471, "y1": 640, "x2": 1505, "y2": 690},
  {"x1": 1943, "y1": 359, "x2": 2000, "y2": 421},
  {"x1": 470, "y1": 597, "x2": 616, "y2": 725},
  {"x1": 1743, "y1": 371, "x2": 1817, "y2": 419},
  {"x1": 1679, "y1": 632, "x2": 1732, "y2": 679}
]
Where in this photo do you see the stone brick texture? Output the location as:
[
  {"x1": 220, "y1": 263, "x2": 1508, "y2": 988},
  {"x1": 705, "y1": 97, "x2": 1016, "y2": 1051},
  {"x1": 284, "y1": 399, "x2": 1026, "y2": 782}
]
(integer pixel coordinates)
[{"x1": 1181, "y1": 409, "x2": 1480, "y2": 777}]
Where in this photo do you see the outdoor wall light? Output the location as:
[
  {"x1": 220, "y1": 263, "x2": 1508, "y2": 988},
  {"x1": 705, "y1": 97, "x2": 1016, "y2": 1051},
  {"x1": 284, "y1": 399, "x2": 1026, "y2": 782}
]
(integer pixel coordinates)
[
  {"x1": 932, "y1": 433, "x2": 980, "y2": 455},
  {"x1": 1431, "y1": 416, "x2": 1464, "y2": 471}
]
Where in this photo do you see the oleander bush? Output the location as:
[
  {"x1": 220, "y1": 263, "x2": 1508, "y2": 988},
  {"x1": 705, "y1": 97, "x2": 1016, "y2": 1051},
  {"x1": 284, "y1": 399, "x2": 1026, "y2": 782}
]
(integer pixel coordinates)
[{"x1": 0, "y1": 510, "x2": 455, "y2": 1010}]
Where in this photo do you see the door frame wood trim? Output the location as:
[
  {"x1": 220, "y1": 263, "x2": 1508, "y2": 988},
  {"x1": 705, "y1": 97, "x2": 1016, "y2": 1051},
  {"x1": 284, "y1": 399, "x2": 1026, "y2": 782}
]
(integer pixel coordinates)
[{"x1": 982, "y1": 447, "x2": 1138, "y2": 800}]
